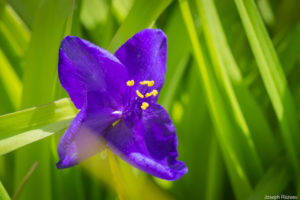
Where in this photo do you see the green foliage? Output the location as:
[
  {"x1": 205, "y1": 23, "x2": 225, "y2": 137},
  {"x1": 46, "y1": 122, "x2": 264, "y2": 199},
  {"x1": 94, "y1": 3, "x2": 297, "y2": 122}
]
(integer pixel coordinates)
[{"x1": 0, "y1": 0, "x2": 300, "y2": 199}]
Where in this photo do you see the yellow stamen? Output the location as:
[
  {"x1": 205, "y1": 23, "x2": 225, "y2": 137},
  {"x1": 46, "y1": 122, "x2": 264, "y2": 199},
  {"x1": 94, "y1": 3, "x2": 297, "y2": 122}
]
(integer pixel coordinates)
[
  {"x1": 147, "y1": 80, "x2": 154, "y2": 87},
  {"x1": 145, "y1": 93, "x2": 152, "y2": 98},
  {"x1": 126, "y1": 80, "x2": 134, "y2": 86},
  {"x1": 139, "y1": 80, "x2": 149, "y2": 85},
  {"x1": 145, "y1": 89, "x2": 159, "y2": 98},
  {"x1": 152, "y1": 89, "x2": 158, "y2": 97},
  {"x1": 141, "y1": 102, "x2": 149, "y2": 110},
  {"x1": 112, "y1": 119, "x2": 120, "y2": 127},
  {"x1": 136, "y1": 90, "x2": 144, "y2": 98}
]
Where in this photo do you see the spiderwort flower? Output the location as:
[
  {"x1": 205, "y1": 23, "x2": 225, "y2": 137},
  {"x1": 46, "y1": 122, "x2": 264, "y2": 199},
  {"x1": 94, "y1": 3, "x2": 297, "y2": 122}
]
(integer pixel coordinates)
[{"x1": 57, "y1": 29, "x2": 188, "y2": 180}]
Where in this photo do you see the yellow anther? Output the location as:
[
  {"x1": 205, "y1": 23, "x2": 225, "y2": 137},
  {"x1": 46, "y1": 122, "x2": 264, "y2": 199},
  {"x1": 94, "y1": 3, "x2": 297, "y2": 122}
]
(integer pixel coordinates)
[
  {"x1": 152, "y1": 89, "x2": 158, "y2": 97},
  {"x1": 112, "y1": 119, "x2": 120, "y2": 127},
  {"x1": 141, "y1": 102, "x2": 149, "y2": 110},
  {"x1": 147, "y1": 80, "x2": 154, "y2": 87},
  {"x1": 145, "y1": 90, "x2": 159, "y2": 98},
  {"x1": 140, "y1": 80, "x2": 154, "y2": 87},
  {"x1": 140, "y1": 80, "x2": 149, "y2": 85},
  {"x1": 136, "y1": 90, "x2": 144, "y2": 98},
  {"x1": 126, "y1": 80, "x2": 135, "y2": 86}
]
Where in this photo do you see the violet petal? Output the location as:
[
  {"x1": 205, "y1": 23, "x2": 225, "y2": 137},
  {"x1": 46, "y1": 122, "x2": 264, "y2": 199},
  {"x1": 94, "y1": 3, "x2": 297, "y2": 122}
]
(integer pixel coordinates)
[
  {"x1": 57, "y1": 103, "x2": 121, "y2": 168},
  {"x1": 59, "y1": 36, "x2": 129, "y2": 109},
  {"x1": 104, "y1": 103, "x2": 187, "y2": 180},
  {"x1": 115, "y1": 29, "x2": 167, "y2": 93}
]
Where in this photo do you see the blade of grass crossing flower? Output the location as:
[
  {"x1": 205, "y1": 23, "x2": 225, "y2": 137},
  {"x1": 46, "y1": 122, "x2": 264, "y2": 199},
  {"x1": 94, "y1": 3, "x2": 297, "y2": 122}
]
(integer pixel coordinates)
[
  {"x1": 117, "y1": 158, "x2": 173, "y2": 200},
  {"x1": 0, "y1": 98, "x2": 77, "y2": 154},
  {"x1": 196, "y1": 0, "x2": 277, "y2": 169},
  {"x1": 107, "y1": 149, "x2": 127, "y2": 200},
  {"x1": 0, "y1": 180, "x2": 11, "y2": 200},
  {"x1": 234, "y1": 0, "x2": 300, "y2": 171},
  {"x1": 0, "y1": 119, "x2": 73, "y2": 156},
  {"x1": 178, "y1": 0, "x2": 252, "y2": 199},
  {"x1": 0, "y1": 98, "x2": 76, "y2": 139},
  {"x1": 82, "y1": 154, "x2": 172, "y2": 200},
  {"x1": 108, "y1": 0, "x2": 173, "y2": 52}
]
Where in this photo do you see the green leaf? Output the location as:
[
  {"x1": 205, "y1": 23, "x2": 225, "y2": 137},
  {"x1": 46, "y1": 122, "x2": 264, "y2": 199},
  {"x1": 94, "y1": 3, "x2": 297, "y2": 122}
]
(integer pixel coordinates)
[
  {"x1": 107, "y1": 0, "x2": 173, "y2": 52},
  {"x1": 0, "y1": 180, "x2": 10, "y2": 200},
  {"x1": 178, "y1": 0, "x2": 253, "y2": 199},
  {"x1": 7, "y1": 0, "x2": 43, "y2": 28},
  {"x1": 249, "y1": 157, "x2": 291, "y2": 200},
  {"x1": 0, "y1": 49, "x2": 22, "y2": 110},
  {"x1": 0, "y1": 2, "x2": 29, "y2": 53},
  {"x1": 234, "y1": 0, "x2": 300, "y2": 171},
  {"x1": 205, "y1": 138, "x2": 224, "y2": 200},
  {"x1": 196, "y1": 0, "x2": 278, "y2": 172},
  {"x1": 0, "y1": 120, "x2": 72, "y2": 157},
  {"x1": 158, "y1": 5, "x2": 190, "y2": 111},
  {"x1": 0, "y1": 98, "x2": 76, "y2": 144},
  {"x1": 196, "y1": 0, "x2": 265, "y2": 185},
  {"x1": 277, "y1": 23, "x2": 300, "y2": 74}
]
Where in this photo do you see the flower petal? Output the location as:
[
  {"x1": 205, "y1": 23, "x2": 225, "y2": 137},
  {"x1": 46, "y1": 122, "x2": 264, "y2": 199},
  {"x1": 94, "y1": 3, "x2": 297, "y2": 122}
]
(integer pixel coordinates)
[
  {"x1": 104, "y1": 103, "x2": 187, "y2": 180},
  {"x1": 115, "y1": 29, "x2": 167, "y2": 91},
  {"x1": 57, "y1": 105, "x2": 121, "y2": 168},
  {"x1": 59, "y1": 36, "x2": 129, "y2": 109}
]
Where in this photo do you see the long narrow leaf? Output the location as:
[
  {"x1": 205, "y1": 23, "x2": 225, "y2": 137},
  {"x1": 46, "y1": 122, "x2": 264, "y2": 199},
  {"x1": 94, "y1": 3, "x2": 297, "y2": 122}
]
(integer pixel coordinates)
[
  {"x1": 234, "y1": 0, "x2": 300, "y2": 171},
  {"x1": 196, "y1": 0, "x2": 278, "y2": 171},
  {"x1": 178, "y1": 0, "x2": 253, "y2": 199},
  {"x1": 108, "y1": 0, "x2": 173, "y2": 52},
  {"x1": 0, "y1": 180, "x2": 10, "y2": 200},
  {"x1": 0, "y1": 98, "x2": 76, "y2": 140}
]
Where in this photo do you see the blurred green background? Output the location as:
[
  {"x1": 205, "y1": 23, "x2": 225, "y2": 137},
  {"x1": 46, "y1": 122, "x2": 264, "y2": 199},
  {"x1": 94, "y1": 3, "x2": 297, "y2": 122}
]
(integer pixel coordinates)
[{"x1": 0, "y1": 0, "x2": 300, "y2": 199}]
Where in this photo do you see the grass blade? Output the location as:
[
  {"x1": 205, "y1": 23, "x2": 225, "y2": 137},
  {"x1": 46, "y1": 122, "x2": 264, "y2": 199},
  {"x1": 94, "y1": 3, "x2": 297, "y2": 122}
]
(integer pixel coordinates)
[
  {"x1": 158, "y1": 5, "x2": 190, "y2": 111},
  {"x1": 0, "y1": 119, "x2": 72, "y2": 156},
  {"x1": 249, "y1": 157, "x2": 291, "y2": 200},
  {"x1": 196, "y1": 0, "x2": 278, "y2": 170},
  {"x1": 0, "y1": 98, "x2": 76, "y2": 155},
  {"x1": 196, "y1": 0, "x2": 265, "y2": 183},
  {"x1": 234, "y1": 0, "x2": 300, "y2": 171},
  {"x1": 107, "y1": 150, "x2": 127, "y2": 200},
  {"x1": 178, "y1": 0, "x2": 253, "y2": 198},
  {"x1": 0, "y1": 49, "x2": 22, "y2": 110},
  {"x1": 0, "y1": 180, "x2": 11, "y2": 200},
  {"x1": 0, "y1": 98, "x2": 76, "y2": 139},
  {"x1": 108, "y1": 0, "x2": 173, "y2": 52}
]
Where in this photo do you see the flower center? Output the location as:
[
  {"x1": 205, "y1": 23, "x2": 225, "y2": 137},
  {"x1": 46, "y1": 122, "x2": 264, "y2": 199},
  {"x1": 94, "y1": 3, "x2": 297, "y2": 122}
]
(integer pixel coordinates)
[{"x1": 126, "y1": 79, "x2": 158, "y2": 111}]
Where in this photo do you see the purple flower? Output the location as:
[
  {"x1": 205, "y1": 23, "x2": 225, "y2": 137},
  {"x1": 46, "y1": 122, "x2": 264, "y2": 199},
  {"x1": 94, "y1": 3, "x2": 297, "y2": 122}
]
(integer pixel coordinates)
[{"x1": 56, "y1": 29, "x2": 187, "y2": 180}]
